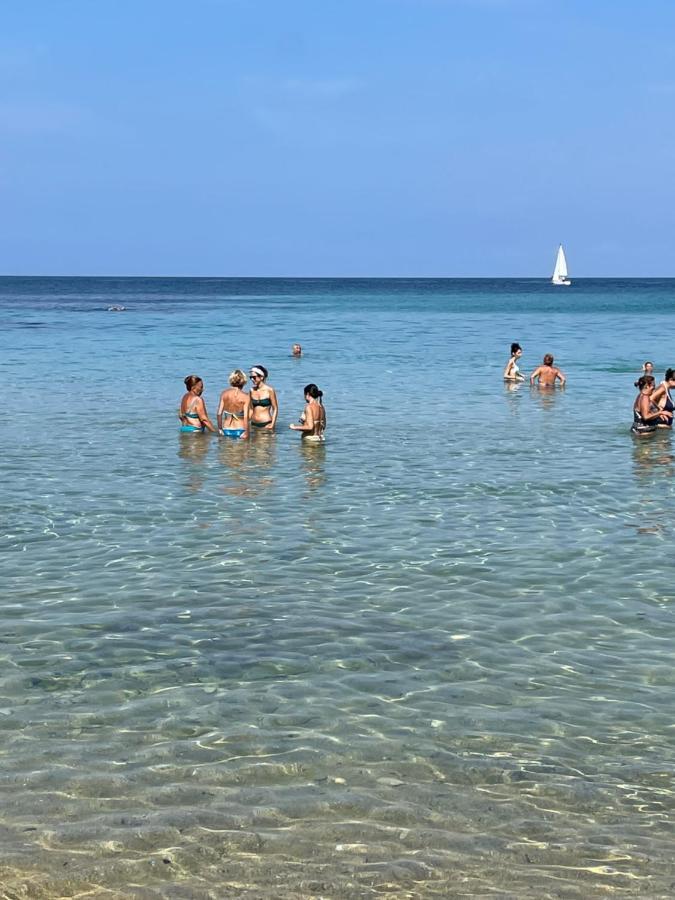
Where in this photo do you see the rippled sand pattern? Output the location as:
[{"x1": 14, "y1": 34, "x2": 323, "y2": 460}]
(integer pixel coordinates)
[{"x1": 1, "y1": 278, "x2": 675, "y2": 897}]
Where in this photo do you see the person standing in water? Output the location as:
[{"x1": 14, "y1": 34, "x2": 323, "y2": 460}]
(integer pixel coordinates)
[
  {"x1": 503, "y1": 343, "x2": 524, "y2": 381},
  {"x1": 649, "y1": 369, "x2": 675, "y2": 428},
  {"x1": 530, "y1": 354, "x2": 566, "y2": 387},
  {"x1": 179, "y1": 375, "x2": 217, "y2": 433},
  {"x1": 642, "y1": 361, "x2": 654, "y2": 377},
  {"x1": 217, "y1": 369, "x2": 250, "y2": 439},
  {"x1": 249, "y1": 365, "x2": 278, "y2": 430},
  {"x1": 632, "y1": 375, "x2": 672, "y2": 435},
  {"x1": 290, "y1": 383, "x2": 326, "y2": 442}
]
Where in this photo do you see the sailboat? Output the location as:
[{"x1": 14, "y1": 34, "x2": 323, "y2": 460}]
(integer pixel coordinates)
[{"x1": 551, "y1": 244, "x2": 571, "y2": 286}]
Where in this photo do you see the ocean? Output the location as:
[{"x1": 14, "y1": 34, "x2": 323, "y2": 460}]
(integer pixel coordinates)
[{"x1": 1, "y1": 277, "x2": 674, "y2": 897}]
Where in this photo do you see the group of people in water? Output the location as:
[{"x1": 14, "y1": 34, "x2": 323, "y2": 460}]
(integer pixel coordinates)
[
  {"x1": 503, "y1": 343, "x2": 566, "y2": 387},
  {"x1": 504, "y1": 343, "x2": 675, "y2": 437},
  {"x1": 179, "y1": 360, "x2": 326, "y2": 443},
  {"x1": 632, "y1": 361, "x2": 675, "y2": 435}
]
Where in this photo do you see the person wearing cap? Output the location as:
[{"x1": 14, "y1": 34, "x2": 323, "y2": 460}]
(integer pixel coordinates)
[{"x1": 248, "y1": 365, "x2": 278, "y2": 430}]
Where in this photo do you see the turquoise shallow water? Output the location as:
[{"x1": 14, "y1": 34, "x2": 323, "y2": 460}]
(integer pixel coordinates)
[{"x1": 1, "y1": 277, "x2": 675, "y2": 898}]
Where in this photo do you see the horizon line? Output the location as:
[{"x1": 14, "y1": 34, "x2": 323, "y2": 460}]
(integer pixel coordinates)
[{"x1": 1, "y1": 273, "x2": 675, "y2": 280}]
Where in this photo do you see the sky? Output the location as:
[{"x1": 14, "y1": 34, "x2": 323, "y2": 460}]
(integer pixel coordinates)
[{"x1": 1, "y1": 0, "x2": 675, "y2": 277}]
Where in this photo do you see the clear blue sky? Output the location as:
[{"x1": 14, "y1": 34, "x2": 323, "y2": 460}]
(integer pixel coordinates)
[{"x1": 2, "y1": 0, "x2": 674, "y2": 276}]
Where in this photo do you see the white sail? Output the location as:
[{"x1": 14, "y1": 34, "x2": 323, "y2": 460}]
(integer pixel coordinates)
[{"x1": 552, "y1": 244, "x2": 571, "y2": 285}]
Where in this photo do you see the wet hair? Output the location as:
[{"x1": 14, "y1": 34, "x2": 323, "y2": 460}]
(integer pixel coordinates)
[
  {"x1": 184, "y1": 374, "x2": 202, "y2": 390},
  {"x1": 665, "y1": 368, "x2": 675, "y2": 381},
  {"x1": 635, "y1": 375, "x2": 655, "y2": 390},
  {"x1": 543, "y1": 354, "x2": 554, "y2": 366},
  {"x1": 510, "y1": 343, "x2": 522, "y2": 355},
  {"x1": 229, "y1": 369, "x2": 247, "y2": 388},
  {"x1": 643, "y1": 361, "x2": 654, "y2": 370},
  {"x1": 251, "y1": 364, "x2": 268, "y2": 380},
  {"x1": 304, "y1": 383, "x2": 323, "y2": 402}
]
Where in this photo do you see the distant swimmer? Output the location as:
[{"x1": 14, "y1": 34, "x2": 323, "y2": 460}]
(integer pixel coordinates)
[
  {"x1": 107, "y1": 305, "x2": 127, "y2": 312},
  {"x1": 632, "y1": 375, "x2": 672, "y2": 435},
  {"x1": 249, "y1": 365, "x2": 278, "y2": 431},
  {"x1": 179, "y1": 375, "x2": 217, "y2": 434},
  {"x1": 649, "y1": 368, "x2": 675, "y2": 428},
  {"x1": 290, "y1": 383, "x2": 326, "y2": 442},
  {"x1": 530, "y1": 354, "x2": 566, "y2": 387},
  {"x1": 642, "y1": 361, "x2": 654, "y2": 376},
  {"x1": 292, "y1": 343, "x2": 303, "y2": 357},
  {"x1": 503, "y1": 343, "x2": 524, "y2": 381},
  {"x1": 217, "y1": 369, "x2": 250, "y2": 439}
]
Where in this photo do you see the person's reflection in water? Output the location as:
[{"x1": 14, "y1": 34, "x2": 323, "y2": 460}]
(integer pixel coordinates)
[
  {"x1": 299, "y1": 438, "x2": 326, "y2": 494},
  {"x1": 530, "y1": 383, "x2": 560, "y2": 413},
  {"x1": 503, "y1": 379, "x2": 523, "y2": 416},
  {"x1": 178, "y1": 432, "x2": 210, "y2": 493},
  {"x1": 218, "y1": 430, "x2": 276, "y2": 496},
  {"x1": 632, "y1": 432, "x2": 675, "y2": 481}
]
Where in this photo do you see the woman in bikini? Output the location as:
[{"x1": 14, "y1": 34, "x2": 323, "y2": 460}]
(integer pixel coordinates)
[
  {"x1": 179, "y1": 375, "x2": 217, "y2": 434},
  {"x1": 290, "y1": 383, "x2": 326, "y2": 442},
  {"x1": 217, "y1": 369, "x2": 250, "y2": 439},
  {"x1": 248, "y1": 365, "x2": 278, "y2": 431},
  {"x1": 503, "y1": 343, "x2": 525, "y2": 382},
  {"x1": 632, "y1": 375, "x2": 672, "y2": 436},
  {"x1": 649, "y1": 368, "x2": 675, "y2": 429}
]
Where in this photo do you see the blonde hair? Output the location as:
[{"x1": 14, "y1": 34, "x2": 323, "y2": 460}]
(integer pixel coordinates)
[{"x1": 229, "y1": 369, "x2": 247, "y2": 388}]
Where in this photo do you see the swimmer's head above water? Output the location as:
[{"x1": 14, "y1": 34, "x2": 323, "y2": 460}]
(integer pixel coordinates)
[
  {"x1": 643, "y1": 361, "x2": 654, "y2": 375},
  {"x1": 292, "y1": 344, "x2": 302, "y2": 357},
  {"x1": 510, "y1": 343, "x2": 522, "y2": 357},
  {"x1": 304, "y1": 383, "x2": 323, "y2": 402},
  {"x1": 184, "y1": 374, "x2": 204, "y2": 394},
  {"x1": 249, "y1": 365, "x2": 268, "y2": 384}
]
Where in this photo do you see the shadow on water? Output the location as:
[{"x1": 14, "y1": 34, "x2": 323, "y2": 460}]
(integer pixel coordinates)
[{"x1": 177, "y1": 432, "x2": 211, "y2": 493}]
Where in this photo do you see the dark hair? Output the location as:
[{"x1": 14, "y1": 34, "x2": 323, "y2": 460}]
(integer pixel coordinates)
[
  {"x1": 184, "y1": 374, "x2": 202, "y2": 390},
  {"x1": 304, "y1": 383, "x2": 323, "y2": 402},
  {"x1": 543, "y1": 354, "x2": 554, "y2": 366},
  {"x1": 635, "y1": 375, "x2": 655, "y2": 389},
  {"x1": 252, "y1": 364, "x2": 268, "y2": 379},
  {"x1": 665, "y1": 368, "x2": 675, "y2": 381},
  {"x1": 510, "y1": 343, "x2": 521, "y2": 355}
]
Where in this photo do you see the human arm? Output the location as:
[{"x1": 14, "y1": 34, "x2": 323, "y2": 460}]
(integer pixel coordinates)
[
  {"x1": 290, "y1": 403, "x2": 314, "y2": 432},
  {"x1": 639, "y1": 395, "x2": 672, "y2": 422},
  {"x1": 196, "y1": 397, "x2": 218, "y2": 433},
  {"x1": 267, "y1": 387, "x2": 279, "y2": 430},
  {"x1": 530, "y1": 367, "x2": 541, "y2": 385},
  {"x1": 651, "y1": 384, "x2": 666, "y2": 408},
  {"x1": 556, "y1": 368, "x2": 566, "y2": 386},
  {"x1": 217, "y1": 391, "x2": 226, "y2": 432},
  {"x1": 503, "y1": 358, "x2": 514, "y2": 379},
  {"x1": 241, "y1": 397, "x2": 250, "y2": 438}
]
